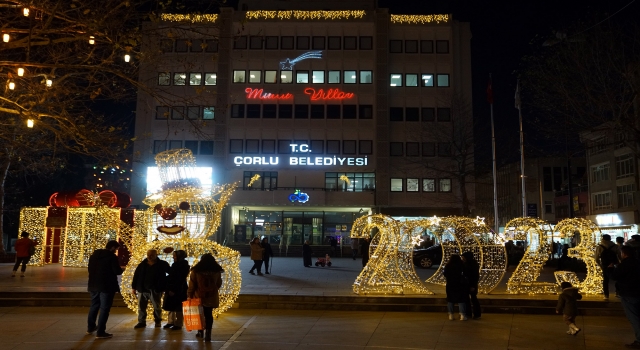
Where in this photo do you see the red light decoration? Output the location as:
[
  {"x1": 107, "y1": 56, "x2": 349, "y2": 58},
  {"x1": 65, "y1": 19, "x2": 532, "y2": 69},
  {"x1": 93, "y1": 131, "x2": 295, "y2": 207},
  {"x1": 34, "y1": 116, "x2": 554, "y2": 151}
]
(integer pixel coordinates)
[
  {"x1": 245, "y1": 88, "x2": 293, "y2": 100},
  {"x1": 304, "y1": 88, "x2": 354, "y2": 100}
]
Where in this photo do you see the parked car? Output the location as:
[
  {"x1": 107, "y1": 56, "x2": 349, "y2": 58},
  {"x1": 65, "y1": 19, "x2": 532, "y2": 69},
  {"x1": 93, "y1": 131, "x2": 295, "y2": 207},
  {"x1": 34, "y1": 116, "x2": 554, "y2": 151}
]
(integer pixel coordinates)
[{"x1": 413, "y1": 245, "x2": 442, "y2": 269}]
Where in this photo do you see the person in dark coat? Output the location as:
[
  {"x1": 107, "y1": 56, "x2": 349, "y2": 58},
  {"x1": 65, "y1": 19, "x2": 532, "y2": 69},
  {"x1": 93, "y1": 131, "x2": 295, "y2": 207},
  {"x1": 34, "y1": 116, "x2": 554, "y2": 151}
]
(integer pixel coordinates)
[
  {"x1": 361, "y1": 237, "x2": 371, "y2": 267},
  {"x1": 131, "y1": 249, "x2": 170, "y2": 329},
  {"x1": 188, "y1": 253, "x2": 223, "y2": 342},
  {"x1": 443, "y1": 254, "x2": 469, "y2": 321},
  {"x1": 556, "y1": 281, "x2": 582, "y2": 335},
  {"x1": 302, "y1": 240, "x2": 313, "y2": 267},
  {"x1": 12, "y1": 231, "x2": 39, "y2": 277},
  {"x1": 261, "y1": 237, "x2": 273, "y2": 274},
  {"x1": 162, "y1": 250, "x2": 190, "y2": 330},
  {"x1": 87, "y1": 240, "x2": 122, "y2": 339},
  {"x1": 462, "y1": 251, "x2": 481, "y2": 319},
  {"x1": 248, "y1": 237, "x2": 264, "y2": 275},
  {"x1": 610, "y1": 246, "x2": 640, "y2": 348}
]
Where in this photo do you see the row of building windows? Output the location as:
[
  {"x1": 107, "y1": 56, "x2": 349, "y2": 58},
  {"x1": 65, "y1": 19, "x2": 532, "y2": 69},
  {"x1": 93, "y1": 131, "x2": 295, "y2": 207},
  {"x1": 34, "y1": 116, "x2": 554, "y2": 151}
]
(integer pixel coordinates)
[
  {"x1": 230, "y1": 139, "x2": 373, "y2": 155},
  {"x1": 154, "y1": 140, "x2": 214, "y2": 155},
  {"x1": 592, "y1": 184, "x2": 636, "y2": 210},
  {"x1": 155, "y1": 106, "x2": 215, "y2": 120},
  {"x1": 159, "y1": 72, "x2": 217, "y2": 86},
  {"x1": 591, "y1": 155, "x2": 635, "y2": 183},
  {"x1": 390, "y1": 178, "x2": 452, "y2": 192},
  {"x1": 389, "y1": 40, "x2": 449, "y2": 54},
  {"x1": 230, "y1": 104, "x2": 373, "y2": 119},
  {"x1": 241, "y1": 172, "x2": 376, "y2": 192},
  {"x1": 390, "y1": 73, "x2": 449, "y2": 87},
  {"x1": 390, "y1": 142, "x2": 451, "y2": 157},
  {"x1": 390, "y1": 107, "x2": 451, "y2": 122},
  {"x1": 233, "y1": 70, "x2": 373, "y2": 84},
  {"x1": 160, "y1": 39, "x2": 219, "y2": 53}
]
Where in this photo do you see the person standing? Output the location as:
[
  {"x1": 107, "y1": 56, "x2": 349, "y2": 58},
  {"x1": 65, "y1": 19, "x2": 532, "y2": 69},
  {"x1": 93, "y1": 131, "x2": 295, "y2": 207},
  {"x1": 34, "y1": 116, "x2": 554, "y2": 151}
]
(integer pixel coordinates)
[
  {"x1": 329, "y1": 236, "x2": 338, "y2": 257},
  {"x1": 610, "y1": 246, "x2": 640, "y2": 348},
  {"x1": 444, "y1": 254, "x2": 469, "y2": 320},
  {"x1": 187, "y1": 253, "x2": 223, "y2": 342},
  {"x1": 248, "y1": 237, "x2": 264, "y2": 275},
  {"x1": 261, "y1": 237, "x2": 273, "y2": 274},
  {"x1": 618, "y1": 237, "x2": 626, "y2": 261},
  {"x1": 162, "y1": 250, "x2": 190, "y2": 330},
  {"x1": 132, "y1": 249, "x2": 170, "y2": 329},
  {"x1": 595, "y1": 234, "x2": 620, "y2": 299},
  {"x1": 556, "y1": 281, "x2": 582, "y2": 335},
  {"x1": 12, "y1": 231, "x2": 38, "y2": 277},
  {"x1": 627, "y1": 235, "x2": 640, "y2": 259},
  {"x1": 350, "y1": 238, "x2": 359, "y2": 260},
  {"x1": 302, "y1": 240, "x2": 313, "y2": 267},
  {"x1": 361, "y1": 237, "x2": 370, "y2": 267},
  {"x1": 87, "y1": 240, "x2": 122, "y2": 339},
  {"x1": 462, "y1": 251, "x2": 481, "y2": 319}
]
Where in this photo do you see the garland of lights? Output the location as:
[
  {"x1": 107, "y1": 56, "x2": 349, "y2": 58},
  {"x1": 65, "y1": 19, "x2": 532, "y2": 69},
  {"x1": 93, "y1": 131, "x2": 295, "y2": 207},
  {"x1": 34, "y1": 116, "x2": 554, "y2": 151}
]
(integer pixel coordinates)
[
  {"x1": 160, "y1": 13, "x2": 218, "y2": 23},
  {"x1": 18, "y1": 207, "x2": 47, "y2": 266},
  {"x1": 245, "y1": 10, "x2": 366, "y2": 21},
  {"x1": 390, "y1": 14, "x2": 450, "y2": 24},
  {"x1": 351, "y1": 214, "x2": 433, "y2": 295},
  {"x1": 62, "y1": 207, "x2": 121, "y2": 267},
  {"x1": 553, "y1": 218, "x2": 603, "y2": 294}
]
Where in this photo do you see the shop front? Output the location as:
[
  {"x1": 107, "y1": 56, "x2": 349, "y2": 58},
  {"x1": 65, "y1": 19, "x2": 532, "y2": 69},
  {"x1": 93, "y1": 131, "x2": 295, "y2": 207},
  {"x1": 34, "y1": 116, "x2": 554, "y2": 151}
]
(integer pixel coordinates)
[{"x1": 587, "y1": 211, "x2": 639, "y2": 241}]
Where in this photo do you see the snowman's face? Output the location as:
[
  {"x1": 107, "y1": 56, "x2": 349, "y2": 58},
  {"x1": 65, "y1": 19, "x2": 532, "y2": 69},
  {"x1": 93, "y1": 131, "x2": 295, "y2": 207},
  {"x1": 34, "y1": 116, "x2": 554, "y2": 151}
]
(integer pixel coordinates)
[{"x1": 152, "y1": 199, "x2": 218, "y2": 239}]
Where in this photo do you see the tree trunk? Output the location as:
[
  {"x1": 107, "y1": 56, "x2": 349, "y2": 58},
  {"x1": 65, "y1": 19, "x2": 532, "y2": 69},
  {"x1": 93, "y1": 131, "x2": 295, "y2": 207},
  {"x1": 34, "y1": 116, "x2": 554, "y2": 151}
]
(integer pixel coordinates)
[{"x1": 0, "y1": 159, "x2": 10, "y2": 254}]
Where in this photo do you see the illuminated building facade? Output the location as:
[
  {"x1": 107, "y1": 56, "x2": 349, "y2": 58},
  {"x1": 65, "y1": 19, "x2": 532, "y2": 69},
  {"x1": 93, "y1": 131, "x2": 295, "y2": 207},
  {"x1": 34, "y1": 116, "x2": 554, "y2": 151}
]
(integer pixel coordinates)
[{"x1": 131, "y1": 0, "x2": 473, "y2": 249}]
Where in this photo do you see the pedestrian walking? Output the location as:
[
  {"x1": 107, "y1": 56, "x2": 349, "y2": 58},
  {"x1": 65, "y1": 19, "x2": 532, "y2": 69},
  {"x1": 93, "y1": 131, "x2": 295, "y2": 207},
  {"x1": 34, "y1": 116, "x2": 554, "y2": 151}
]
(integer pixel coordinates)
[
  {"x1": 12, "y1": 231, "x2": 38, "y2": 277},
  {"x1": 361, "y1": 237, "x2": 370, "y2": 267},
  {"x1": 187, "y1": 253, "x2": 223, "y2": 342},
  {"x1": 462, "y1": 251, "x2": 481, "y2": 319},
  {"x1": 350, "y1": 238, "x2": 359, "y2": 260},
  {"x1": 302, "y1": 240, "x2": 313, "y2": 267},
  {"x1": 248, "y1": 237, "x2": 265, "y2": 275},
  {"x1": 131, "y1": 249, "x2": 170, "y2": 329},
  {"x1": 86, "y1": 240, "x2": 122, "y2": 339},
  {"x1": 444, "y1": 254, "x2": 469, "y2": 321},
  {"x1": 595, "y1": 234, "x2": 620, "y2": 299},
  {"x1": 557, "y1": 244, "x2": 570, "y2": 271},
  {"x1": 556, "y1": 281, "x2": 582, "y2": 335},
  {"x1": 329, "y1": 236, "x2": 337, "y2": 257},
  {"x1": 610, "y1": 246, "x2": 640, "y2": 348},
  {"x1": 261, "y1": 237, "x2": 273, "y2": 274},
  {"x1": 162, "y1": 250, "x2": 190, "y2": 330}
]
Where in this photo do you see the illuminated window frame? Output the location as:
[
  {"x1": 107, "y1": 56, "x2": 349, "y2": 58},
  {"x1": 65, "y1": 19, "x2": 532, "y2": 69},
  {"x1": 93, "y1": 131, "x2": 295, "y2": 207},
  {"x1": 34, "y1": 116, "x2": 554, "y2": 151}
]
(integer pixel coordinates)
[
  {"x1": 390, "y1": 178, "x2": 403, "y2": 192},
  {"x1": 158, "y1": 72, "x2": 170, "y2": 86},
  {"x1": 390, "y1": 73, "x2": 402, "y2": 87},
  {"x1": 406, "y1": 73, "x2": 419, "y2": 87}
]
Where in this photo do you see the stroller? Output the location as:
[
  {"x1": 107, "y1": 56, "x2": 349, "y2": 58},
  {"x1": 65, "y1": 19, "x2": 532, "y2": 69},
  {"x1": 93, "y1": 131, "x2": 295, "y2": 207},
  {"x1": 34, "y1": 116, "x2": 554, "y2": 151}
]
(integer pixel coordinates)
[{"x1": 315, "y1": 254, "x2": 332, "y2": 267}]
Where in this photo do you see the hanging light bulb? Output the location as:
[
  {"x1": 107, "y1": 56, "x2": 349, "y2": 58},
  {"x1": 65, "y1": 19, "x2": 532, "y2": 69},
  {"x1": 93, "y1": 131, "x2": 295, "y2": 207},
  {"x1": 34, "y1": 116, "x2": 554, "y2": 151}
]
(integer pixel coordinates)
[
  {"x1": 124, "y1": 54, "x2": 131, "y2": 62},
  {"x1": 17, "y1": 68, "x2": 24, "y2": 76},
  {"x1": 23, "y1": 8, "x2": 29, "y2": 17},
  {"x1": 2, "y1": 34, "x2": 9, "y2": 42},
  {"x1": 46, "y1": 79, "x2": 52, "y2": 87},
  {"x1": 27, "y1": 119, "x2": 34, "y2": 128},
  {"x1": 8, "y1": 81, "x2": 15, "y2": 90},
  {"x1": 89, "y1": 36, "x2": 95, "y2": 45}
]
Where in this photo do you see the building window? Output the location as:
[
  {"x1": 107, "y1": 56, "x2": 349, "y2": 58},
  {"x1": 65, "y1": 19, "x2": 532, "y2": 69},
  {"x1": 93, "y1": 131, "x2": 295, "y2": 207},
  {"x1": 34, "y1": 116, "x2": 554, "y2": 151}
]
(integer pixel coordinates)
[
  {"x1": 310, "y1": 140, "x2": 324, "y2": 154},
  {"x1": 156, "y1": 106, "x2": 169, "y2": 120},
  {"x1": 328, "y1": 36, "x2": 341, "y2": 50},
  {"x1": 360, "y1": 71, "x2": 373, "y2": 84},
  {"x1": 158, "y1": 72, "x2": 170, "y2": 86},
  {"x1": 190, "y1": 39, "x2": 203, "y2": 52},
  {"x1": 249, "y1": 36, "x2": 263, "y2": 49},
  {"x1": 436, "y1": 40, "x2": 449, "y2": 53},
  {"x1": 202, "y1": 107, "x2": 215, "y2": 120},
  {"x1": 360, "y1": 36, "x2": 373, "y2": 50},
  {"x1": 312, "y1": 70, "x2": 325, "y2": 84},
  {"x1": 438, "y1": 143, "x2": 452, "y2": 157},
  {"x1": 389, "y1": 40, "x2": 402, "y2": 53},
  {"x1": 325, "y1": 172, "x2": 375, "y2": 191},
  {"x1": 390, "y1": 107, "x2": 403, "y2": 121},
  {"x1": 187, "y1": 106, "x2": 199, "y2": 120},
  {"x1": 390, "y1": 142, "x2": 403, "y2": 156},
  {"x1": 278, "y1": 104, "x2": 292, "y2": 118},
  {"x1": 589, "y1": 136, "x2": 609, "y2": 155},
  {"x1": 545, "y1": 201, "x2": 553, "y2": 213},
  {"x1": 280, "y1": 71, "x2": 293, "y2": 84},
  {"x1": 205, "y1": 40, "x2": 218, "y2": 52},
  {"x1": 422, "y1": 142, "x2": 436, "y2": 157},
  {"x1": 422, "y1": 108, "x2": 435, "y2": 121},
  {"x1": 343, "y1": 105, "x2": 357, "y2": 119},
  {"x1": 437, "y1": 108, "x2": 451, "y2": 121},
  {"x1": 391, "y1": 178, "x2": 403, "y2": 192},
  {"x1": 200, "y1": 141, "x2": 213, "y2": 155},
  {"x1": 405, "y1": 40, "x2": 418, "y2": 53},
  {"x1": 231, "y1": 104, "x2": 245, "y2": 118},
  {"x1": 249, "y1": 70, "x2": 261, "y2": 83},
  {"x1": 407, "y1": 178, "x2": 419, "y2": 192},
  {"x1": 310, "y1": 105, "x2": 325, "y2": 118},
  {"x1": 278, "y1": 140, "x2": 291, "y2": 154},
  {"x1": 359, "y1": 105, "x2": 373, "y2": 119},
  {"x1": 294, "y1": 104, "x2": 309, "y2": 118},
  {"x1": 262, "y1": 140, "x2": 275, "y2": 154},
  {"x1": 160, "y1": 39, "x2": 173, "y2": 53},
  {"x1": 326, "y1": 140, "x2": 340, "y2": 154},
  {"x1": 592, "y1": 191, "x2": 612, "y2": 210},
  {"x1": 343, "y1": 140, "x2": 357, "y2": 154},
  {"x1": 406, "y1": 74, "x2": 419, "y2": 87},
  {"x1": 406, "y1": 142, "x2": 420, "y2": 156},
  {"x1": 618, "y1": 184, "x2": 635, "y2": 207},
  {"x1": 296, "y1": 36, "x2": 310, "y2": 50},
  {"x1": 153, "y1": 140, "x2": 167, "y2": 154},
  {"x1": 422, "y1": 74, "x2": 434, "y2": 87},
  {"x1": 390, "y1": 74, "x2": 402, "y2": 86},
  {"x1": 437, "y1": 74, "x2": 450, "y2": 87},
  {"x1": 264, "y1": 70, "x2": 277, "y2": 84},
  {"x1": 344, "y1": 71, "x2": 357, "y2": 84},
  {"x1": 591, "y1": 163, "x2": 610, "y2": 183},
  {"x1": 405, "y1": 108, "x2": 419, "y2": 121},
  {"x1": 616, "y1": 154, "x2": 634, "y2": 179},
  {"x1": 229, "y1": 139, "x2": 243, "y2": 154},
  {"x1": 327, "y1": 105, "x2": 340, "y2": 119},
  {"x1": 421, "y1": 40, "x2": 434, "y2": 53},
  {"x1": 263, "y1": 104, "x2": 277, "y2": 118},
  {"x1": 265, "y1": 36, "x2": 278, "y2": 49},
  {"x1": 234, "y1": 36, "x2": 247, "y2": 49},
  {"x1": 246, "y1": 104, "x2": 260, "y2": 118},
  {"x1": 344, "y1": 36, "x2": 357, "y2": 50},
  {"x1": 171, "y1": 107, "x2": 184, "y2": 120},
  {"x1": 175, "y1": 39, "x2": 188, "y2": 52},
  {"x1": 281, "y1": 36, "x2": 294, "y2": 49},
  {"x1": 328, "y1": 71, "x2": 340, "y2": 84},
  {"x1": 359, "y1": 140, "x2": 373, "y2": 154},
  {"x1": 244, "y1": 171, "x2": 278, "y2": 190},
  {"x1": 246, "y1": 139, "x2": 260, "y2": 154},
  {"x1": 296, "y1": 71, "x2": 309, "y2": 84},
  {"x1": 204, "y1": 73, "x2": 217, "y2": 85},
  {"x1": 233, "y1": 70, "x2": 246, "y2": 83},
  {"x1": 423, "y1": 178, "x2": 435, "y2": 192},
  {"x1": 184, "y1": 140, "x2": 198, "y2": 154},
  {"x1": 439, "y1": 178, "x2": 452, "y2": 192},
  {"x1": 169, "y1": 140, "x2": 182, "y2": 150},
  {"x1": 173, "y1": 73, "x2": 186, "y2": 85},
  {"x1": 312, "y1": 36, "x2": 325, "y2": 50},
  {"x1": 189, "y1": 73, "x2": 202, "y2": 86}
]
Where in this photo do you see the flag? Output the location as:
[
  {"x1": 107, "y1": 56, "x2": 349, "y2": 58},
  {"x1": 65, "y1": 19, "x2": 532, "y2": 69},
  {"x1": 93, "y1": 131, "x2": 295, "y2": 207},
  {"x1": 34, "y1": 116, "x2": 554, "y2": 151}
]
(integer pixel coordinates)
[
  {"x1": 515, "y1": 79, "x2": 521, "y2": 109},
  {"x1": 486, "y1": 76, "x2": 493, "y2": 104}
]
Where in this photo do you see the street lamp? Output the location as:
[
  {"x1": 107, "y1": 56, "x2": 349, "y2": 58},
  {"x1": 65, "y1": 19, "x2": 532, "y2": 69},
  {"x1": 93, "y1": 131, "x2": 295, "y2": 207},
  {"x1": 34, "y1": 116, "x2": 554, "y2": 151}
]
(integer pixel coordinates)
[
  {"x1": 2, "y1": 34, "x2": 9, "y2": 43},
  {"x1": 89, "y1": 36, "x2": 95, "y2": 45},
  {"x1": 45, "y1": 79, "x2": 52, "y2": 87},
  {"x1": 8, "y1": 81, "x2": 15, "y2": 90},
  {"x1": 17, "y1": 68, "x2": 24, "y2": 76},
  {"x1": 27, "y1": 119, "x2": 34, "y2": 128},
  {"x1": 124, "y1": 54, "x2": 131, "y2": 62},
  {"x1": 23, "y1": 8, "x2": 29, "y2": 17}
]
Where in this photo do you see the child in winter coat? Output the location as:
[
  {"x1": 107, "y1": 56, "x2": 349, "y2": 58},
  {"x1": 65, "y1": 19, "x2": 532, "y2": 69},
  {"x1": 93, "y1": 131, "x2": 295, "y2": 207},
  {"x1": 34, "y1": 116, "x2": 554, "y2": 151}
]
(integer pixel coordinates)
[{"x1": 556, "y1": 281, "x2": 582, "y2": 335}]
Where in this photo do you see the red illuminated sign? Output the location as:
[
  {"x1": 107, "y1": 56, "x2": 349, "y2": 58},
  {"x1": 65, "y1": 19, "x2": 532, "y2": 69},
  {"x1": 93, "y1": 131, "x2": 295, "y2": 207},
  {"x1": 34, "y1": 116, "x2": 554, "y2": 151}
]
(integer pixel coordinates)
[
  {"x1": 244, "y1": 87, "x2": 355, "y2": 101},
  {"x1": 245, "y1": 88, "x2": 293, "y2": 100}
]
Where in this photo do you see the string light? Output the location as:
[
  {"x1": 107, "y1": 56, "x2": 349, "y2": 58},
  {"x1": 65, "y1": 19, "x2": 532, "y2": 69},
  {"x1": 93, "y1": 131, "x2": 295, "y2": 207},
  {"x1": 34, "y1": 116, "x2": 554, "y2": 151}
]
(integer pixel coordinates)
[
  {"x1": 390, "y1": 14, "x2": 450, "y2": 24},
  {"x1": 18, "y1": 207, "x2": 47, "y2": 266},
  {"x1": 46, "y1": 79, "x2": 52, "y2": 87},
  {"x1": 124, "y1": 54, "x2": 130, "y2": 62},
  {"x1": 27, "y1": 119, "x2": 34, "y2": 128},
  {"x1": 246, "y1": 10, "x2": 366, "y2": 21},
  {"x1": 17, "y1": 68, "x2": 24, "y2": 76},
  {"x1": 2, "y1": 33, "x2": 9, "y2": 42},
  {"x1": 23, "y1": 8, "x2": 29, "y2": 17},
  {"x1": 160, "y1": 13, "x2": 218, "y2": 23},
  {"x1": 8, "y1": 81, "x2": 15, "y2": 90}
]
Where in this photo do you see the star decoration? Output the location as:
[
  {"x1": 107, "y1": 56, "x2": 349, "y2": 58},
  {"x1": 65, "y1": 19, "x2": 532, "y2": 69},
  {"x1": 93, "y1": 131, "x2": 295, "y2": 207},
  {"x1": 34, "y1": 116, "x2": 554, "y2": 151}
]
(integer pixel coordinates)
[{"x1": 279, "y1": 58, "x2": 294, "y2": 70}]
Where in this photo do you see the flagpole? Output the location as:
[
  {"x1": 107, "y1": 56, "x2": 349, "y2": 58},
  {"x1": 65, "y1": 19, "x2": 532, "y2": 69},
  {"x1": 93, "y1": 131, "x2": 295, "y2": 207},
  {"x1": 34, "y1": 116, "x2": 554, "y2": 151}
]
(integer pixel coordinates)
[
  {"x1": 516, "y1": 79, "x2": 526, "y2": 217},
  {"x1": 489, "y1": 74, "x2": 499, "y2": 233}
]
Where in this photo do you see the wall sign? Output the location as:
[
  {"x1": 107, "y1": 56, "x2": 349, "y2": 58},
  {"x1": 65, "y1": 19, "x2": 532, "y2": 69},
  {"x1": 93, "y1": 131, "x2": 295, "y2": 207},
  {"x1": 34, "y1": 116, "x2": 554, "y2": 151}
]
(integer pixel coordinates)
[
  {"x1": 280, "y1": 51, "x2": 323, "y2": 70},
  {"x1": 233, "y1": 143, "x2": 369, "y2": 167},
  {"x1": 288, "y1": 189, "x2": 309, "y2": 203},
  {"x1": 245, "y1": 87, "x2": 354, "y2": 101}
]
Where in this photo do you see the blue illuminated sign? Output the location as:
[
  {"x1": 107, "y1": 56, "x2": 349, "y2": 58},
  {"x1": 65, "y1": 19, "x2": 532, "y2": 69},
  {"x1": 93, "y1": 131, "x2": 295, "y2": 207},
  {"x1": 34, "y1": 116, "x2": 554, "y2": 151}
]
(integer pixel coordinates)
[{"x1": 288, "y1": 189, "x2": 309, "y2": 203}]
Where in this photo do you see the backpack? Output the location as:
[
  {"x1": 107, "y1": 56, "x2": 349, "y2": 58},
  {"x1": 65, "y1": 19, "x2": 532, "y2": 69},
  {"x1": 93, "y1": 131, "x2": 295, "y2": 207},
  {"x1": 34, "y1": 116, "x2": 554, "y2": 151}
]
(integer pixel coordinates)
[{"x1": 599, "y1": 244, "x2": 618, "y2": 266}]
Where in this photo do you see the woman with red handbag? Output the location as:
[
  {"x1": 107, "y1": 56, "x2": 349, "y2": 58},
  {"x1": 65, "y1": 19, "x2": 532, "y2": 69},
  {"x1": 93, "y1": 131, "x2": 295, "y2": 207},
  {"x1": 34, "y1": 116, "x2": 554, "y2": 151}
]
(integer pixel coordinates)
[{"x1": 187, "y1": 253, "x2": 223, "y2": 342}]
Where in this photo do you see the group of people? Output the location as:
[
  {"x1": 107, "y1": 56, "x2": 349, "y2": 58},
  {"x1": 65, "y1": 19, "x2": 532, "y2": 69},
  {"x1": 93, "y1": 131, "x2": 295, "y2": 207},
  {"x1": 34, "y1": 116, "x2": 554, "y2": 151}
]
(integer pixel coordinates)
[
  {"x1": 248, "y1": 236, "x2": 273, "y2": 275},
  {"x1": 86, "y1": 241, "x2": 223, "y2": 342},
  {"x1": 443, "y1": 252, "x2": 481, "y2": 321}
]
